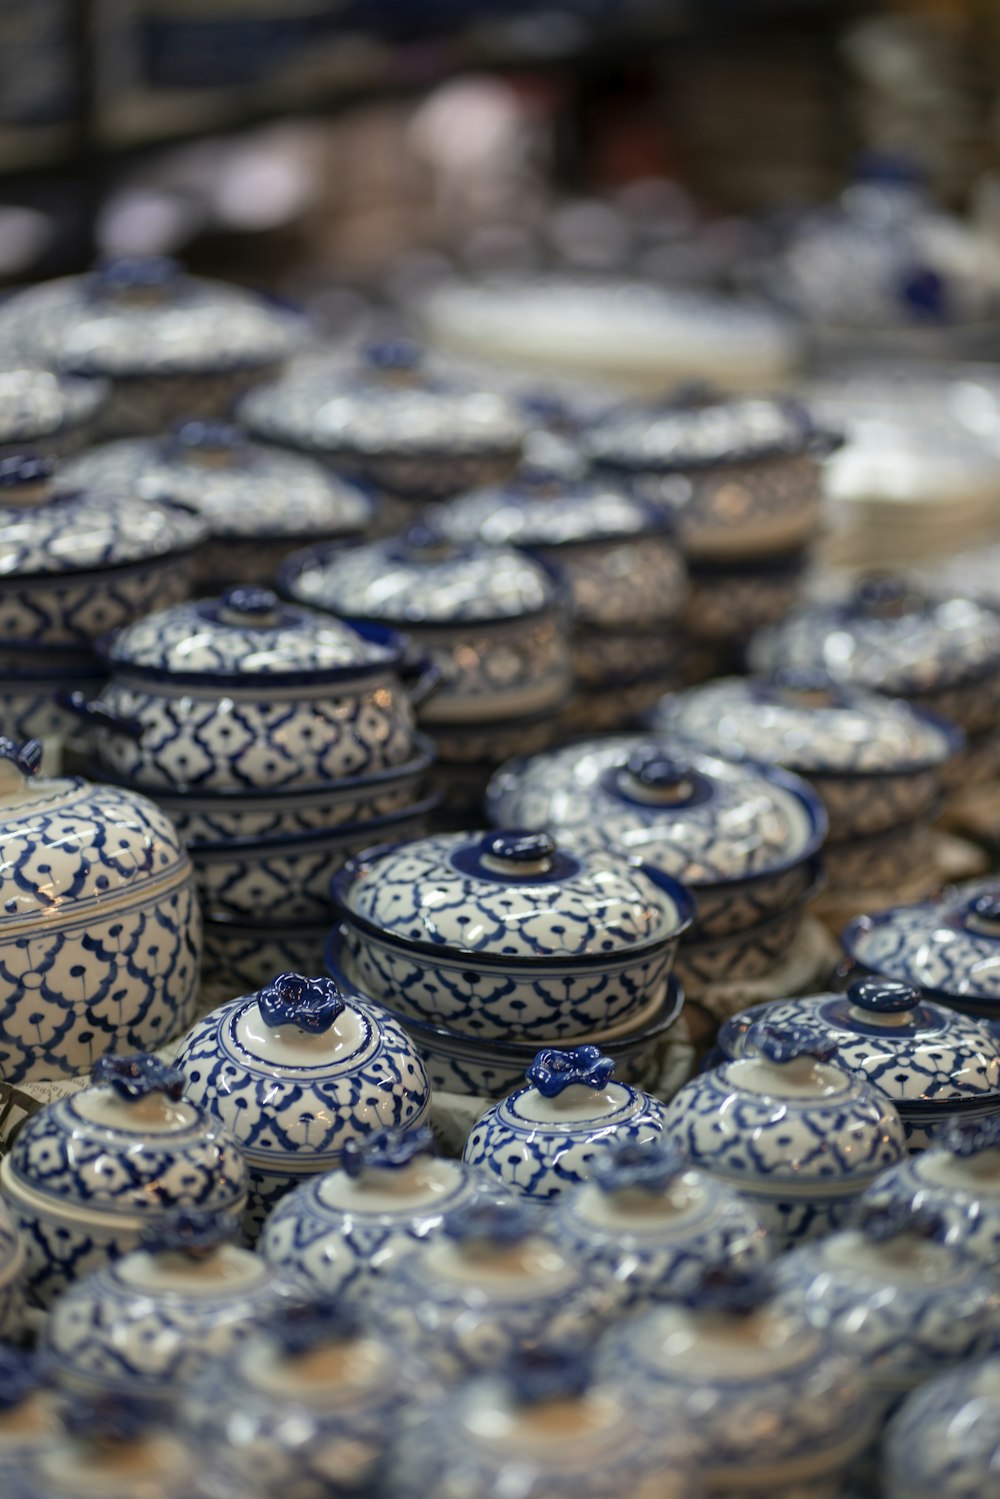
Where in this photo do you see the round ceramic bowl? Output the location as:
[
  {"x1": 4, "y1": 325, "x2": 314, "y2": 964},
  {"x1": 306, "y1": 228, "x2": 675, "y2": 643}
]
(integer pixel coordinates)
[
  {"x1": 199, "y1": 917, "x2": 329, "y2": 1013},
  {"x1": 883, "y1": 1356, "x2": 1000, "y2": 1499},
  {"x1": 671, "y1": 890, "x2": 815, "y2": 996},
  {"x1": 823, "y1": 818, "x2": 936, "y2": 895},
  {"x1": 331, "y1": 829, "x2": 694, "y2": 1041},
  {"x1": 681, "y1": 549, "x2": 809, "y2": 645},
  {"x1": 0, "y1": 365, "x2": 108, "y2": 461},
  {"x1": 0, "y1": 1200, "x2": 25, "y2": 1340}
]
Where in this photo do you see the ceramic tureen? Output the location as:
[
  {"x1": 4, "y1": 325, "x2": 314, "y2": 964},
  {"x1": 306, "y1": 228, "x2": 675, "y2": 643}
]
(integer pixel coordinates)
[
  {"x1": 664, "y1": 1020, "x2": 907, "y2": 1244},
  {"x1": 0, "y1": 1347, "x2": 63, "y2": 1481},
  {"x1": 176, "y1": 972, "x2": 430, "y2": 1233},
  {"x1": 261, "y1": 1123, "x2": 507, "y2": 1306},
  {"x1": 463, "y1": 1047, "x2": 667, "y2": 1202},
  {"x1": 0, "y1": 365, "x2": 107, "y2": 459},
  {"x1": 0, "y1": 1201, "x2": 24, "y2": 1340},
  {"x1": 883, "y1": 1356, "x2": 1000, "y2": 1499},
  {"x1": 331, "y1": 828, "x2": 693, "y2": 1040},
  {"x1": 0, "y1": 740, "x2": 201, "y2": 1083},
  {"x1": 0, "y1": 1053, "x2": 247, "y2": 1306}
]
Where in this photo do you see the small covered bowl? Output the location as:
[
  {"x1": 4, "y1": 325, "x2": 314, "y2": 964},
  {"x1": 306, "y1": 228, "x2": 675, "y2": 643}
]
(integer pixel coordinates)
[
  {"x1": 62, "y1": 421, "x2": 374, "y2": 591},
  {"x1": 0, "y1": 365, "x2": 107, "y2": 460},
  {"x1": 552, "y1": 1139, "x2": 771, "y2": 1312},
  {"x1": 261, "y1": 1124, "x2": 507, "y2": 1306},
  {"x1": 463, "y1": 1047, "x2": 668, "y2": 1202},
  {"x1": 718, "y1": 979, "x2": 1000, "y2": 1151},
  {"x1": 485, "y1": 736, "x2": 826, "y2": 939},
  {"x1": 278, "y1": 524, "x2": 572, "y2": 727},
  {"x1": 0, "y1": 1054, "x2": 248, "y2": 1306},
  {"x1": 331, "y1": 829, "x2": 694, "y2": 1040},
  {"x1": 883, "y1": 1356, "x2": 1000, "y2": 1499},
  {"x1": 664, "y1": 1021, "x2": 907, "y2": 1244},
  {"x1": 176, "y1": 972, "x2": 431, "y2": 1234}
]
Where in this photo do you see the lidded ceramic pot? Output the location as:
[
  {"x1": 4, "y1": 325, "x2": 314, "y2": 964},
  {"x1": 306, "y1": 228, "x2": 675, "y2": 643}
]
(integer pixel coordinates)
[
  {"x1": 240, "y1": 340, "x2": 525, "y2": 500},
  {"x1": 0, "y1": 1053, "x2": 247, "y2": 1307},
  {"x1": 0, "y1": 454, "x2": 205, "y2": 650},
  {"x1": 883, "y1": 1356, "x2": 1000, "y2": 1499},
  {"x1": 261, "y1": 1123, "x2": 507, "y2": 1306},
  {"x1": 485, "y1": 736, "x2": 826, "y2": 940},
  {"x1": 0, "y1": 256, "x2": 307, "y2": 437},
  {"x1": 597, "y1": 1267, "x2": 875, "y2": 1499},
  {"x1": 176, "y1": 972, "x2": 431, "y2": 1234},
  {"x1": 774, "y1": 1202, "x2": 1000, "y2": 1410},
  {"x1": 664, "y1": 1021, "x2": 907, "y2": 1245},
  {"x1": 78, "y1": 585, "x2": 431, "y2": 793},
  {"x1": 0, "y1": 740, "x2": 201, "y2": 1083},
  {"x1": 552, "y1": 1139, "x2": 771, "y2": 1312},
  {"x1": 463, "y1": 1047, "x2": 668, "y2": 1202},
  {"x1": 0, "y1": 1200, "x2": 25, "y2": 1340},
  {"x1": 41, "y1": 1209, "x2": 296, "y2": 1405},
  {"x1": 368, "y1": 1199, "x2": 610, "y2": 1379},
  {"x1": 331, "y1": 829, "x2": 694, "y2": 1039},
  {"x1": 0, "y1": 365, "x2": 107, "y2": 459},
  {"x1": 718, "y1": 978, "x2": 1000, "y2": 1151},
  {"x1": 0, "y1": 1347, "x2": 64, "y2": 1480},
  {"x1": 62, "y1": 421, "x2": 374, "y2": 590}
]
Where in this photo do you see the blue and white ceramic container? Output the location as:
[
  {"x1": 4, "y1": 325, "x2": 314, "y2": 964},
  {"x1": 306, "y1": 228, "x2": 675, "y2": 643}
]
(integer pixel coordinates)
[
  {"x1": 368, "y1": 1199, "x2": 611, "y2": 1379},
  {"x1": 664, "y1": 1021, "x2": 907, "y2": 1245},
  {"x1": 717, "y1": 979, "x2": 1000, "y2": 1151},
  {"x1": 198, "y1": 918, "x2": 330, "y2": 1014},
  {"x1": 177, "y1": 973, "x2": 431, "y2": 1235},
  {"x1": 551, "y1": 1139, "x2": 771, "y2": 1312},
  {"x1": 883, "y1": 1356, "x2": 1000, "y2": 1499},
  {"x1": 0, "y1": 1347, "x2": 64, "y2": 1481},
  {"x1": 597, "y1": 1268, "x2": 875, "y2": 1499},
  {"x1": 80, "y1": 585, "x2": 433, "y2": 794},
  {"x1": 0, "y1": 365, "x2": 107, "y2": 460},
  {"x1": 0, "y1": 1054, "x2": 248, "y2": 1307},
  {"x1": 261, "y1": 1124, "x2": 507, "y2": 1306},
  {"x1": 484, "y1": 736, "x2": 826, "y2": 940},
  {"x1": 463, "y1": 1047, "x2": 668, "y2": 1202},
  {"x1": 41, "y1": 1209, "x2": 296, "y2": 1405},
  {"x1": 332, "y1": 829, "x2": 693, "y2": 1040},
  {"x1": 774, "y1": 1203, "x2": 1000, "y2": 1412},
  {"x1": 0, "y1": 741, "x2": 201, "y2": 1083}
]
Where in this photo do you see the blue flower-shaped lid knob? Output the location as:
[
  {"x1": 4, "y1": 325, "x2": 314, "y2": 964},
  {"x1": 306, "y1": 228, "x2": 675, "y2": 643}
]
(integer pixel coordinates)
[
  {"x1": 527, "y1": 1046, "x2": 616, "y2": 1098},
  {"x1": 139, "y1": 1208, "x2": 239, "y2": 1258},
  {"x1": 938, "y1": 1114, "x2": 1000, "y2": 1157},
  {"x1": 506, "y1": 1346, "x2": 592, "y2": 1406},
  {"x1": 0, "y1": 1345, "x2": 42, "y2": 1410},
  {"x1": 258, "y1": 973, "x2": 346, "y2": 1035},
  {"x1": 341, "y1": 1123, "x2": 436, "y2": 1178},
  {"x1": 591, "y1": 1139, "x2": 687, "y2": 1195},
  {"x1": 264, "y1": 1299, "x2": 360, "y2": 1357},
  {"x1": 967, "y1": 890, "x2": 1000, "y2": 935},
  {"x1": 444, "y1": 1199, "x2": 540, "y2": 1247},
  {"x1": 855, "y1": 1199, "x2": 946, "y2": 1244},
  {"x1": 847, "y1": 977, "x2": 921, "y2": 1016},
  {"x1": 744, "y1": 1021, "x2": 839, "y2": 1067},
  {"x1": 91, "y1": 1053, "x2": 186, "y2": 1102},
  {"x1": 218, "y1": 583, "x2": 283, "y2": 626},
  {"x1": 680, "y1": 1265, "x2": 774, "y2": 1317},
  {"x1": 90, "y1": 255, "x2": 181, "y2": 304}
]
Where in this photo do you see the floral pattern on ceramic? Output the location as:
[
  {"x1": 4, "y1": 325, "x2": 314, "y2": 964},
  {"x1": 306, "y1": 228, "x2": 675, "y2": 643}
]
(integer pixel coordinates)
[
  {"x1": 199, "y1": 919, "x2": 328, "y2": 1012},
  {"x1": 333, "y1": 830, "x2": 692, "y2": 1039},
  {"x1": 682, "y1": 550, "x2": 808, "y2": 645},
  {"x1": 664, "y1": 1022, "x2": 907, "y2": 1245},
  {"x1": 0, "y1": 1054, "x2": 247, "y2": 1307},
  {"x1": 883, "y1": 1356, "x2": 1000, "y2": 1499},
  {"x1": 0, "y1": 1200, "x2": 25, "y2": 1339},
  {"x1": 485, "y1": 736, "x2": 826, "y2": 940},
  {"x1": 177, "y1": 973, "x2": 431, "y2": 1235},
  {"x1": 0, "y1": 367, "x2": 107, "y2": 459}
]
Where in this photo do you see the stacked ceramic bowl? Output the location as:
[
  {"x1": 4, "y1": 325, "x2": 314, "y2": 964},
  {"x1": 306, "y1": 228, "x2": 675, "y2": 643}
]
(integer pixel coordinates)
[
  {"x1": 0, "y1": 364, "x2": 108, "y2": 461},
  {"x1": 68, "y1": 585, "x2": 437, "y2": 1008}
]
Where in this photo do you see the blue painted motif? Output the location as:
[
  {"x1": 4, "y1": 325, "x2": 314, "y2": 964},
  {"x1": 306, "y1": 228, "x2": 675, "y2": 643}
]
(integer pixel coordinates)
[{"x1": 883, "y1": 1357, "x2": 1000, "y2": 1499}]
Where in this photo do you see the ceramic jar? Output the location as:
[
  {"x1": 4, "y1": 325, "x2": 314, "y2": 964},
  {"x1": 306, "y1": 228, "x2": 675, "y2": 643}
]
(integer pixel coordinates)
[
  {"x1": 717, "y1": 979, "x2": 1000, "y2": 1150},
  {"x1": 0, "y1": 1053, "x2": 248, "y2": 1306},
  {"x1": 240, "y1": 341, "x2": 525, "y2": 501},
  {"x1": 78, "y1": 585, "x2": 432, "y2": 794},
  {"x1": 0, "y1": 366, "x2": 107, "y2": 460},
  {"x1": 0, "y1": 741, "x2": 201, "y2": 1083},
  {"x1": 664, "y1": 1021, "x2": 907, "y2": 1244},
  {"x1": 0, "y1": 1348, "x2": 64, "y2": 1481},
  {"x1": 176, "y1": 972, "x2": 431, "y2": 1234},
  {"x1": 0, "y1": 257, "x2": 306, "y2": 437},
  {"x1": 261, "y1": 1124, "x2": 507, "y2": 1306},
  {"x1": 0, "y1": 1200, "x2": 25, "y2": 1339},
  {"x1": 62, "y1": 421, "x2": 375, "y2": 591},
  {"x1": 597, "y1": 1268, "x2": 875, "y2": 1499},
  {"x1": 882, "y1": 1356, "x2": 1000, "y2": 1499},
  {"x1": 463, "y1": 1047, "x2": 668, "y2": 1202},
  {"x1": 278, "y1": 525, "x2": 572, "y2": 728},
  {"x1": 331, "y1": 829, "x2": 693, "y2": 1040},
  {"x1": 774, "y1": 1203, "x2": 1000, "y2": 1411},
  {"x1": 0, "y1": 454, "x2": 205, "y2": 651},
  {"x1": 552, "y1": 1139, "x2": 771, "y2": 1311}
]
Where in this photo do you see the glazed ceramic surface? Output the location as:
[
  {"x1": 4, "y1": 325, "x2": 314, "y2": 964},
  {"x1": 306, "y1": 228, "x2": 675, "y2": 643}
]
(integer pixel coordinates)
[
  {"x1": 0, "y1": 366, "x2": 107, "y2": 458},
  {"x1": 0, "y1": 1200, "x2": 24, "y2": 1339},
  {"x1": 332, "y1": 829, "x2": 693, "y2": 1039},
  {"x1": 0, "y1": 741, "x2": 201, "y2": 1083},
  {"x1": 485, "y1": 736, "x2": 826, "y2": 939},
  {"x1": 883, "y1": 1356, "x2": 1000, "y2": 1499},
  {"x1": 664, "y1": 1022, "x2": 907, "y2": 1244},
  {"x1": 672, "y1": 898, "x2": 811, "y2": 995},
  {"x1": 261, "y1": 1124, "x2": 507, "y2": 1306},
  {"x1": 822, "y1": 817, "x2": 935, "y2": 896},
  {"x1": 0, "y1": 1348, "x2": 63, "y2": 1480},
  {"x1": 177, "y1": 972, "x2": 431, "y2": 1233},
  {"x1": 0, "y1": 1054, "x2": 247, "y2": 1306},
  {"x1": 199, "y1": 918, "x2": 328, "y2": 1013}
]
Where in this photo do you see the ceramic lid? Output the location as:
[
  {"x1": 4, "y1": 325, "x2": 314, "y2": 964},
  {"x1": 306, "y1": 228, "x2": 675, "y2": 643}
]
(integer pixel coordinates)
[
  {"x1": 719, "y1": 980, "x2": 1000, "y2": 1109},
  {"x1": 652, "y1": 673, "x2": 960, "y2": 776},
  {"x1": 102, "y1": 585, "x2": 404, "y2": 687},
  {"x1": 437, "y1": 465, "x2": 681, "y2": 549},
  {"x1": 585, "y1": 391, "x2": 823, "y2": 472},
  {"x1": 780, "y1": 1200, "x2": 991, "y2": 1297},
  {"x1": 842, "y1": 879, "x2": 1000, "y2": 1012},
  {"x1": 4, "y1": 1054, "x2": 247, "y2": 1217},
  {"x1": 79, "y1": 1210, "x2": 274, "y2": 1305},
  {"x1": 0, "y1": 257, "x2": 306, "y2": 377},
  {"x1": 332, "y1": 829, "x2": 695, "y2": 965},
  {"x1": 749, "y1": 575, "x2": 1000, "y2": 695},
  {"x1": 485, "y1": 736, "x2": 826, "y2": 889},
  {"x1": 60, "y1": 423, "x2": 373, "y2": 542},
  {"x1": 0, "y1": 366, "x2": 107, "y2": 445},
  {"x1": 278, "y1": 523, "x2": 558, "y2": 626},
  {"x1": 884, "y1": 1355, "x2": 1000, "y2": 1499},
  {"x1": 878, "y1": 1115, "x2": 1000, "y2": 1202},
  {"x1": 305, "y1": 1124, "x2": 488, "y2": 1222},
  {"x1": 480, "y1": 1046, "x2": 662, "y2": 1134},
  {"x1": 400, "y1": 1199, "x2": 579, "y2": 1300},
  {"x1": 239, "y1": 340, "x2": 525, "y2": 458},
  {"x1": 0, "y1": 455, "x2": 206, "y2": 577}
]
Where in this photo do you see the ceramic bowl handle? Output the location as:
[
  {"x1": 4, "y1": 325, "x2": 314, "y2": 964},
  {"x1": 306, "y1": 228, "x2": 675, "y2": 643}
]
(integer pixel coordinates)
[
  {"x1": 341, "y1": 1123, "x2": 436, "y2": 1178},
  {"x1": 0, "y1": 1347, "x2": 41, "y2": 1410},
  {"x1": 526, "y1": 1045, "x2": 615, "y2": 1097},
  {"x1": 939, "y1": 1114, "x2": 1000, "y2": 1157},
  {"x1": 265, "y1": 1299, "x2": 359, "y2": 1355},
  {"x1": 744, "y1": 1020, "x2": 839, "y2": 1066},
  {"x1": 139, "y1": 1208, "x2": 238, "y2": 1258},
  {"x1": 0, "y1": 737, "x2": 43, "y2": 781},
  {"x1": 592, "y1": 1139, "x2": 688, "y2": 1194},
  {"x1": 91, "y1": 1053, "x2": 186, "y2": 1102},
  {"x1": 400, "y1": 656, "x2": 445, "y2": 710},
  {"x1": 506, "y1": 1348, "x2": 591, "y2": 1405},
  {"x1": 258, "y1": 972, "x2": 346, "y2": 1034},
  {"x1": 58, "y1": 691, "x2": 144, "y2": 742},
  {"x1": 444, "y1": 1199, "x2": 537, "y2": 1245},
  {"x1": 847, "y1": 977, "x2": 920, "y2": 1015}
]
